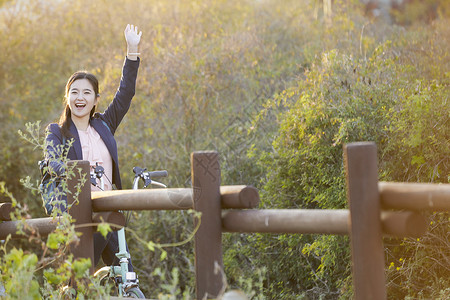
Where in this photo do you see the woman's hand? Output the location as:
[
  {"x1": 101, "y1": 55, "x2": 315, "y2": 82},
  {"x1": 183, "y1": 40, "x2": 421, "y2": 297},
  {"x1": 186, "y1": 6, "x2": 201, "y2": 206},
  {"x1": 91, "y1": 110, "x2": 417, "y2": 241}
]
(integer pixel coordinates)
[{"x1": 124, "y1": 24, "x2": 142, "y2": 60}]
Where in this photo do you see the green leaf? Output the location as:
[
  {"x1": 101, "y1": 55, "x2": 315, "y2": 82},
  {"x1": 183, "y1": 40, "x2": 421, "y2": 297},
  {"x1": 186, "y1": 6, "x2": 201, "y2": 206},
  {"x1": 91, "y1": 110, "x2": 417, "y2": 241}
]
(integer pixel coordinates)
[
  {"x1": 46, "y1": 233, "x2": 60, "y2": 250},
  {"x1": 73, "y1": 258, "x2": 91, "y2": 279},
  {"x1": 44, "y1": 269, "x2": 62, "y2": 285},
  {"x1": 97, "y1": 223, "x2": 111, "y2": 238},
  {"x1": 411, "y1": 155, "x2": 425, "y2": 166},
  {"x1": 160, "y1": 250, "x2": 167, "y2": 261},
  {"x1": 147, "y1": 241, "x2": 155, "y2": 252}
]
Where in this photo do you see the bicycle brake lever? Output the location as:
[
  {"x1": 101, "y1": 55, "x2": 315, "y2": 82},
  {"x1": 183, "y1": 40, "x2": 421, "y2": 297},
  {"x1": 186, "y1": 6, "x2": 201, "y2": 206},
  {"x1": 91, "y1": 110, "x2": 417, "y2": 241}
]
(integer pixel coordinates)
[
  {"x1": 90, "y1": 173, "x2": 97, "y2": 186},
  {"x1": 150, "y1": 180, "x2": 167, "y2": 188},
  {"x1": 142, "y1": 172, "x2": 152, "y2": 188},
  {"x1": 94, "y1": 163, "x2": 105, "y2": 178}
]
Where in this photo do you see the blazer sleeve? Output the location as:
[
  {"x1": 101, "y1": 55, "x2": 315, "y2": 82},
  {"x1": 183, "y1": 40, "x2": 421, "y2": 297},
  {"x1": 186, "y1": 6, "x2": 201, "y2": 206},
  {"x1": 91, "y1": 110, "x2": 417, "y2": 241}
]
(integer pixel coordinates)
[
  {"x1": 44, "y1": 123, "x2": 67, "y2": 176},
  {"x1": 100, "y1": 57, "x2": 140, "y2": 135}
]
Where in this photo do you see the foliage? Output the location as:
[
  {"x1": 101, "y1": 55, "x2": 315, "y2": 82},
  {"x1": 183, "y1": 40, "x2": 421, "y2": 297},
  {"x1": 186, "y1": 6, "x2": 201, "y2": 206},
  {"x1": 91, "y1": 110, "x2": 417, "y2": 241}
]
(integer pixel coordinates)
[
  {"x1": 242, "y1": 10, "x2": 449, "y2": 300},
  {"x1": 378, "y1": 17, "x2": 450, "y2": 300},
  {"x1": 240, "y1": 42, "x2": 405, "y2": 298},
  {"x1": 0, "y1": 124, "x2": 112, "y2": 299},
  {"x1": 0, "y1": 247, "x2": 40, "y2": 299},
  {"x1": 385, "y1": 214, "x2": 450, "y2": 299},
  {"x1": 390, "y1": 0, "x2": 450, "y2": 25}
]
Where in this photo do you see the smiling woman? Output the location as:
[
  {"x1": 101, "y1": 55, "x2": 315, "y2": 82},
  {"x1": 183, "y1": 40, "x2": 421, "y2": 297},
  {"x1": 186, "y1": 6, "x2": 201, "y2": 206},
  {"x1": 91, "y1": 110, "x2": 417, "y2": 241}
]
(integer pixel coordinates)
[{"x1": 42, "y1": 23, "x2": 144, "y2": 295}]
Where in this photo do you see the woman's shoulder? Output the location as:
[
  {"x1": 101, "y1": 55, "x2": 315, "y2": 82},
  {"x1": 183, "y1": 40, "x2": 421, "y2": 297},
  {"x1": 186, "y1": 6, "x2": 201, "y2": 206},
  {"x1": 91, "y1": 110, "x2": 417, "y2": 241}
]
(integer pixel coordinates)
[
  {"x1": 45, "y1": 123, "x2": 64, "y2": 139},
  {"x1": 46, "y1": 123, "x2": 61, "y2": 133}
]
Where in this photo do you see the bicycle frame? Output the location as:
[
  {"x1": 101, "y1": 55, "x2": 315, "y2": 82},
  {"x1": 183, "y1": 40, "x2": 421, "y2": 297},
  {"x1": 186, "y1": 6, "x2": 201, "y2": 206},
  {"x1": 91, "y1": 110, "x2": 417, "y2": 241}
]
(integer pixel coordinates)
[{"x1": 92, "y1": 165, "x2": 167, "y2": 297}]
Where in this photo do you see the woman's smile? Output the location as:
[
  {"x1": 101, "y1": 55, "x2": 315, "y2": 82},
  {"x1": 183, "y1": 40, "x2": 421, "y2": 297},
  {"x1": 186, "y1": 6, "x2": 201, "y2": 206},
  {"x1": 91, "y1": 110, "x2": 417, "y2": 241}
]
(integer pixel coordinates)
[{"x1": 74, "y1": 102, "x2": 87, "y2": 110}]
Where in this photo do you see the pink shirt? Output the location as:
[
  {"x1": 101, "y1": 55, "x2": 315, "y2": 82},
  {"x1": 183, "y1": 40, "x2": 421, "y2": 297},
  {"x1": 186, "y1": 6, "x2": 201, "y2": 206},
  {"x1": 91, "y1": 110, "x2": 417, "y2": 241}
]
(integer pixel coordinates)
[{"x1": 78, "y1": 125, "x2": 113, "y2": 191}]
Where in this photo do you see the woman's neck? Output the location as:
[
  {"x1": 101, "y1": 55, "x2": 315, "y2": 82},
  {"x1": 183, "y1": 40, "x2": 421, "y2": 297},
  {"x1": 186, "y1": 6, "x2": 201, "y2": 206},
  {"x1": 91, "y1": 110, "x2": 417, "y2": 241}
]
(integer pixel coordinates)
[{"x1": 71, "y1": 115, "x2": 90, "y2": 131}]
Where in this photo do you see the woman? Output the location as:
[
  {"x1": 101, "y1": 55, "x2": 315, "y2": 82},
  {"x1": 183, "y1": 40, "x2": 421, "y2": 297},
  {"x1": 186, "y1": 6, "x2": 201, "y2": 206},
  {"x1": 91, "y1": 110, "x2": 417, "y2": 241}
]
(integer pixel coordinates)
[{"x1": 44, "y1": 24, "x2": 142, "y2": 274}]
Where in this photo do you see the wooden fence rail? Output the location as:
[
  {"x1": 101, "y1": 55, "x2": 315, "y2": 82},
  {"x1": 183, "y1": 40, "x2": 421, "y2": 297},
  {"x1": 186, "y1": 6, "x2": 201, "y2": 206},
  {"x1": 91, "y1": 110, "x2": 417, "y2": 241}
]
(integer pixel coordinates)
[
  {"x1": 90, "y1": 185, "x2": 259, "y2": 211},
  {"x1": 379, "y1": 181, "x2": 450, "y2": 211},
  {"x1": 0, "y1": 142, "x2": 449, "y2": 299},
  {"x1": 0, "y1": 207, "x2": 428, "y2": 240}
]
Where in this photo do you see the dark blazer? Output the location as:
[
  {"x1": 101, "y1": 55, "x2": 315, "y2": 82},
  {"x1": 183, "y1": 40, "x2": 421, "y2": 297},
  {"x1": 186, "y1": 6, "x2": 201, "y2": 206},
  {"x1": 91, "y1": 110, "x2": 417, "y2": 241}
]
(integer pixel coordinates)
[{"x1": 45, "y1": 57, "x2": 140, "y2": 190}]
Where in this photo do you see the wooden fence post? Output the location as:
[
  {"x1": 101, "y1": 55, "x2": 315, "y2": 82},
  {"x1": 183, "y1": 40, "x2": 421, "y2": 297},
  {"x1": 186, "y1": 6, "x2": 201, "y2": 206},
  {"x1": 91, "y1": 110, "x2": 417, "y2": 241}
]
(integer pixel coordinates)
[
  {"x1": 344, "y1": 142, "x2": 386, "y2": 300},
  {"x1": 191, "y1": 151, "x2": 224, "y2": 299},
  {"x1": 67, "y1": 160, "x2": 94, "y2": 274}
]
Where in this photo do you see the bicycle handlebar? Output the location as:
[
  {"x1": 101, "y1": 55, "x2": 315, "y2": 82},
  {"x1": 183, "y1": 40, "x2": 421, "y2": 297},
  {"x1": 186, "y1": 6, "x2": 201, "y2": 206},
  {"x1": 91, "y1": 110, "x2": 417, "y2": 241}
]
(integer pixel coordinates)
[
  {"x1": 132, "y1": 167, "x2": 168, "y2": 189},
  {"x1": 147, "y1": 170, "x2": 168, "y2": 178},
  {"x1": 133, "y1": 167, "x2": 168, "y2": 178}
]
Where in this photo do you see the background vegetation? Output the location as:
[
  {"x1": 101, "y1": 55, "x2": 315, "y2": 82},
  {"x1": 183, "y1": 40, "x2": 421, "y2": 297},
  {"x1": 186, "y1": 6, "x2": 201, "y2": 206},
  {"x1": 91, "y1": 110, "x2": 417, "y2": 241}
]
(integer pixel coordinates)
[{"x1": 0, "y1": 0, "x2": 449, "y2": 298}]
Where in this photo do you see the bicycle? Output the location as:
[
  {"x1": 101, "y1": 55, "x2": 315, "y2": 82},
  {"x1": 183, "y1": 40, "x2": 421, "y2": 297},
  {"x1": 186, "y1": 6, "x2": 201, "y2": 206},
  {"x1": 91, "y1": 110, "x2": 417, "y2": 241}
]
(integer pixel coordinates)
[{"x1": 91, "y1": 163, "x2": 168, "y2": 298}]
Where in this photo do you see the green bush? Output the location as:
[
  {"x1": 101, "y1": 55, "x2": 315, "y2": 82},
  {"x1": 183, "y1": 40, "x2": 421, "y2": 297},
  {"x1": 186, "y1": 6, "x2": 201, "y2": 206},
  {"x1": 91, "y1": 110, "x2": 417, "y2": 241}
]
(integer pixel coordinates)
[{"x1": 242, "y1": 16, "x2": 449, "y2": 300}]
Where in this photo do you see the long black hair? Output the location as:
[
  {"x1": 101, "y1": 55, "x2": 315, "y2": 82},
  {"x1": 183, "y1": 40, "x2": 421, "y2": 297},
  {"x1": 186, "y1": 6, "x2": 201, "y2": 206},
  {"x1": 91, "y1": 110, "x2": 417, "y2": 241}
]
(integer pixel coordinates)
[{"x1": 59, "y1": 71, "x2": 99, "y2": 138}]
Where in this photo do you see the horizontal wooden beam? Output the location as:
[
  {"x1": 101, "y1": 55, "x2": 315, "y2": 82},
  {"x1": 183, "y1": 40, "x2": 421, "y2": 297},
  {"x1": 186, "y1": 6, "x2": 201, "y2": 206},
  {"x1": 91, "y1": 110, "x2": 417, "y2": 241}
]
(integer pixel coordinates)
[
  {"x1": 109, "y1": 297, "x2": 152, "y2": 300},
  {"x1": 92, "y1": 188, "x2": 191, "y2": 211},
  {"x1": 0, "y1": 212, "x2": 126, "y2": 239},
  {"x1": 220, "y1": 185, "x2": 259, "y2": 209},
  {"x1": 0, "y1": 217, "x2": 57, "y2": 239},
  {"x1": 381, "y1": 211, "x2": 427, "y2": 238},
  {"x1": 223, "y1": 209, "x2": 349, "y2": 235},
  {"x1": 91, "y1": 185, "x2": 259, "y2": 211},
  {"x1": 379, "y1": 182, "x2": 450, "y2": 211},
  {"x1": 222, "y1": 209, "x2": 428, "y2": 237},
  {"x1": 0, "y1": 208, "x2": 427, "y2": 240}
]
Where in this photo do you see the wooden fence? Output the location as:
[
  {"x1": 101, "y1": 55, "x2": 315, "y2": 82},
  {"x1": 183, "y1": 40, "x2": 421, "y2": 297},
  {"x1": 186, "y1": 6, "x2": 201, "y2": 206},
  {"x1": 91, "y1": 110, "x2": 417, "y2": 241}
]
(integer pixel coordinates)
[{"x1": 0, "y1": 142, "x2": 449, "y2": 299}]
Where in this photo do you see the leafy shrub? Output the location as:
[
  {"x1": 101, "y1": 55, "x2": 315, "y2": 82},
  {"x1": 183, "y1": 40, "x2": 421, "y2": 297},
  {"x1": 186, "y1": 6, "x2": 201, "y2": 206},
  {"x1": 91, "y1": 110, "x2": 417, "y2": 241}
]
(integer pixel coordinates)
[{"x1": 242, "y1": 15, "x2": 449, "y2": 300}]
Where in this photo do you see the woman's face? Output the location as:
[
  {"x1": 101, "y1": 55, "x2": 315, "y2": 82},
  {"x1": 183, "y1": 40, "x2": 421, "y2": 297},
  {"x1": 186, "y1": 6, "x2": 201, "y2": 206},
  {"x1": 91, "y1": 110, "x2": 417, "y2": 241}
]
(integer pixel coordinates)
[{"x1": 67, "y1": 78, "x2": 98, "y2": 121}]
